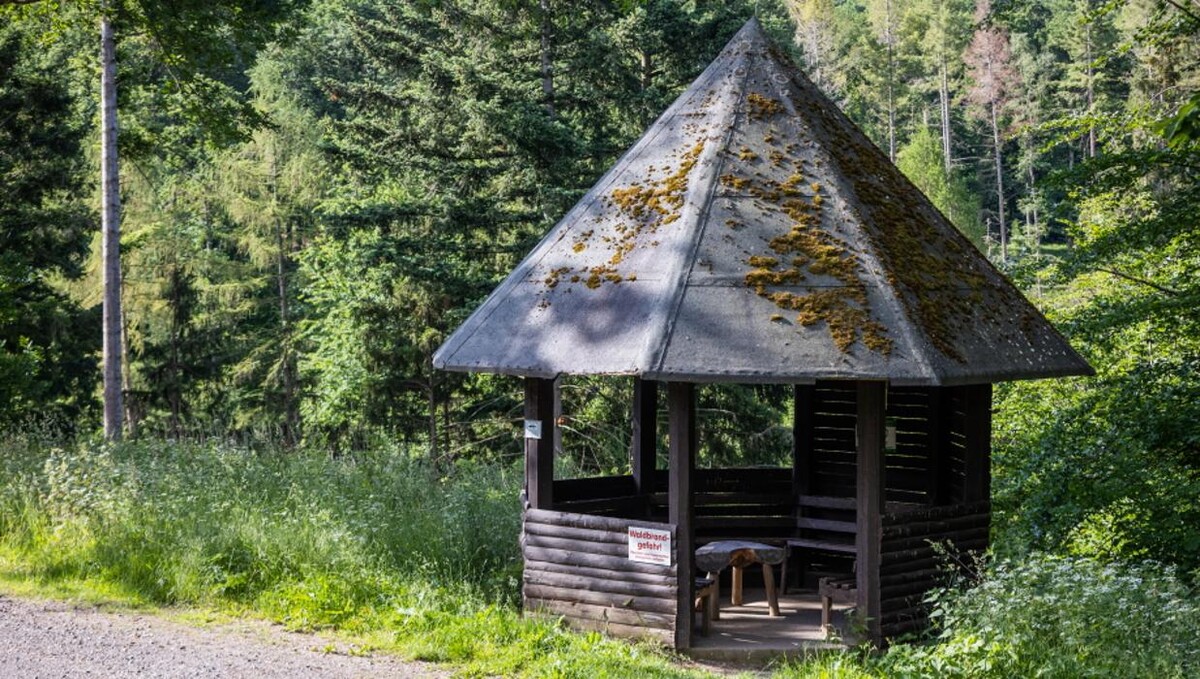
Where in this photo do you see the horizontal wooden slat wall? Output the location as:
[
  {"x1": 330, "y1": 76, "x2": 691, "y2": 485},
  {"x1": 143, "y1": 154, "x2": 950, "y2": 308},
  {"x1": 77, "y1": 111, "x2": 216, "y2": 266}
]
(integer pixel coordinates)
[
  {"x1": 522, "y1": 508, "x2": 678, "y2": 644},
  {"x1": 553, "y1": 475, "x2": 644, "y2": 516},
  {"x1": 884, "y1": 387, "x2": 935, "y2": 506},
  {"x1": 945, "y1": 389, "x2": 969, "y2": 502},
  {"x1": 877, "y1": 501, "x2": 990, "y2": 639},
  {"x1": 648, "y1": 467, "x2": 794, "y2": 543},
  {"x1": 811, "y1": 382, "x2": 858, "y2": 498}
]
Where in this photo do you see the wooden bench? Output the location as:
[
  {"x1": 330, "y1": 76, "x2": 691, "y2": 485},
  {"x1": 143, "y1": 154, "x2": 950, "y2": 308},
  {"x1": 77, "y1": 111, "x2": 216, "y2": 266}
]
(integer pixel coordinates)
[{"x1": 781, "y1": 495, "x2": 857, "y2": 593}]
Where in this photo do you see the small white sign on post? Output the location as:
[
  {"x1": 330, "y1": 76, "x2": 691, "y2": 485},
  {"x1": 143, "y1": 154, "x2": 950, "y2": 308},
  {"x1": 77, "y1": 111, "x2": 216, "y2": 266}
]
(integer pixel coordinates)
[
  {"x1": 628, "y1": 526, "x2": 671, "y2": 565},
  {"x1": 524, "y1": 419, "x2": 542, "y2": 440}
]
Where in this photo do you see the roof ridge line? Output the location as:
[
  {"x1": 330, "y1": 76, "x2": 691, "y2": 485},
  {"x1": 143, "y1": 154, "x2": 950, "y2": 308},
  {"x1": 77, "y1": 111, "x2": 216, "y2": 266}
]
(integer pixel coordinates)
[{"x1": 643, "y1": 41, "x2": 754, "y2": 378}]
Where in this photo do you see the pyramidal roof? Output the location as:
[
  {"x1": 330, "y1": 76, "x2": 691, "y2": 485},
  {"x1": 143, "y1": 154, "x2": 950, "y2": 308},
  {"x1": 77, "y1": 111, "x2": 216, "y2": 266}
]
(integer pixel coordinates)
[{"x1": 434, "y1": 19, "x2": 1092, "y2": 385}]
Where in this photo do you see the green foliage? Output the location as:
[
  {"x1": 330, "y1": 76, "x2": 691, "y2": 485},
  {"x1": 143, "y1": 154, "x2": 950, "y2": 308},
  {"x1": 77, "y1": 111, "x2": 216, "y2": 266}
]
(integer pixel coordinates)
[
  {"x1": 896, "y1": 127, "x2": 983, "y2": 244},
  {"x1": 776, "y1": 555, "x2": 1200, "y2": 678},
  {"x1": 878, "y1": 555, "x2": 1200, "y2": 678},
  {"x1": 0, "y1": 23, "x2": 97, "y2": 430}
]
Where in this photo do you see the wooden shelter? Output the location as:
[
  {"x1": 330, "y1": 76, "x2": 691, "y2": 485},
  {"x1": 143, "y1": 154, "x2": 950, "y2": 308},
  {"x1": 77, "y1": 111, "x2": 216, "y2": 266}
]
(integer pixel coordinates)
[{"x1": 434, "y1": 18, "x2": 1092, "y2": 651}]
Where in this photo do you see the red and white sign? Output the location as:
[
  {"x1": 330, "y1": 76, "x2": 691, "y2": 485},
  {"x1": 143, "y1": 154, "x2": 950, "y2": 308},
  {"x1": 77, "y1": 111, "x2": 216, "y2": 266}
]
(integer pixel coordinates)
[{"x1": 627, "y1": 526, "x2": 671, "y2": 565}]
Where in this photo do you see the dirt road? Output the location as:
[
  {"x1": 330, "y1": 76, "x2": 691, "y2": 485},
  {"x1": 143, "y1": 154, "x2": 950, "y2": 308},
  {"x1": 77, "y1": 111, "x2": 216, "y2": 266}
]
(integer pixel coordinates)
[{"x1": 0, "y1": 595, "x2": 443, "y2": 678}]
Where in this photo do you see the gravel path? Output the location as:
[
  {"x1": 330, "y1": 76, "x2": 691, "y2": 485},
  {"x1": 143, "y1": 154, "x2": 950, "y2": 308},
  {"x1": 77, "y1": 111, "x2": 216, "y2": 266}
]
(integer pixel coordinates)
[{"x1": 0, "y1": 596, "x2": 445, "y2": 678}]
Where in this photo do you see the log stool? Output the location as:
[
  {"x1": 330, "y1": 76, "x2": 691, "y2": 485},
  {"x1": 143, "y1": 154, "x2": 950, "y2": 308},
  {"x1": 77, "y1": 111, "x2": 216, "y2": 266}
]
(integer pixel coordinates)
[
  {"x1": 694, "y1": 541, "x2": 785, "y2": 618},
  {"x1": 818, "y1": 576, "x2": 857, "y2": 633},
  {"x1": 694, "y1": 576, "x2": 717, "y2": 636}
]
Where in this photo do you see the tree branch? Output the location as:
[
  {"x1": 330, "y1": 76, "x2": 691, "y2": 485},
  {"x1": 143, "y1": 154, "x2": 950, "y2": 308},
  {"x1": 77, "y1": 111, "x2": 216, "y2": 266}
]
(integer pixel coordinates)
[
  {"x1": 1161, "y1": 0, "x2": 1200, "y2": 26},
  {"x1": 1096, "y1": 267, "x2": 1181, "y2": 296}
]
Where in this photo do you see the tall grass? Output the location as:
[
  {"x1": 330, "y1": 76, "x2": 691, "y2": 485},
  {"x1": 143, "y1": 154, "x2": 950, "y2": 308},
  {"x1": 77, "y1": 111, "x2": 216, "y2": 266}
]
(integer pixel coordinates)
[{"x1": 0, "y1": 436, "x2": 705, "y2": 677}]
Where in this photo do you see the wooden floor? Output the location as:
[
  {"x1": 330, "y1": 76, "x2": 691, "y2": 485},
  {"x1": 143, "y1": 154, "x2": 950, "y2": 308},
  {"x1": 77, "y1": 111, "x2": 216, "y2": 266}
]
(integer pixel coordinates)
[{"x1": 687, "y1": 588, "x2": 848, "y2": 661}]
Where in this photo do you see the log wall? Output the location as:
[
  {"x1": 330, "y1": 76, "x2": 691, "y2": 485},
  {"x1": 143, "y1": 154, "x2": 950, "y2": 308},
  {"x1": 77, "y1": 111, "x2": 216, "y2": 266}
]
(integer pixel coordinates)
[
  {"x1": 522, "y1": 507, "x2": 678, "y2": 645},
  {"x1": 877, "y1": 500, "x2": 990, "y2": 639}
]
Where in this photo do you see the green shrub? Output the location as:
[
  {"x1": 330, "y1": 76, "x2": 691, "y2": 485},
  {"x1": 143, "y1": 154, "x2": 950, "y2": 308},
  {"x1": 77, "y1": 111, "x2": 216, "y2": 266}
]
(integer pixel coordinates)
[
  {"x1": 877, "y1": 554, "x2": 1200, "y2": 678},
  {"x1": 776, "y1": 555, "x2": 1200, "y2": 679}
]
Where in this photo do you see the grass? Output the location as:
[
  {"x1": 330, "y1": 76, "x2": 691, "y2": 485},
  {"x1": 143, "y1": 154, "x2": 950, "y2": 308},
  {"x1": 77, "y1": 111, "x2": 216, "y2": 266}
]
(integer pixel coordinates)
[
  {"x1": 1, "y1": 435, "x2": 1197, "y2": 678},
  {"x1": 0, "y1": 435, "x2": 715, "y2": 678}
]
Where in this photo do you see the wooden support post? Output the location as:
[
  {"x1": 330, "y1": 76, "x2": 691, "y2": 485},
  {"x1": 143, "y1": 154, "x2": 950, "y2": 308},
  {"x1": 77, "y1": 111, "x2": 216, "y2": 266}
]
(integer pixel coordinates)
[
  {"x1": 962, "y1": 384, "x2": 993, "y2": 503},
  {"x1": 927, "y1": 387, "x2": 950, "y2": 506},
  {"x1": 856, "y1": 380, "x2": 885, "y2": 646},
  {"x1": 524, "y1": 377, "x2": 555, "y2": 510},
  {"x1": 792, "y1": 385, "x2": 814, "y2": 497},
  {"x1": 553, "y1": 376, "x2": 563, "y2": 459},
  {"x1": 631, "y1": 379, "x2": 658, "y2": 500},
  {"x1": 668, "y1": 382, "x2": 696, "y2": 649},
  {"x1": 787, "y1": 385, "x2": 815, "y2": 592}
]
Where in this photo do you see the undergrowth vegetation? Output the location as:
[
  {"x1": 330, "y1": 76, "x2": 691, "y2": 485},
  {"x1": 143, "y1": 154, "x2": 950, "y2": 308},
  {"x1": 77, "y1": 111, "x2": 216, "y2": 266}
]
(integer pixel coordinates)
[
  {"x1": 3, "y1": 435, "x2": 1198, "y2": 677},
  {"x1": 781, "y1": 556, "x2": 1200, "y2": 679},
  {"x1": 0, "y1": 435, "x2": 707, "y2": 677}
]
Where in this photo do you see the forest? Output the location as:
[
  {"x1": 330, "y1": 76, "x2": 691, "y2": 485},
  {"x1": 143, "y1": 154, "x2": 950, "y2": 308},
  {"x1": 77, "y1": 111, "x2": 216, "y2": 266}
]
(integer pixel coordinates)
[{"x1": 1, "y1": 0, "x2": 1198, "y2": 676}]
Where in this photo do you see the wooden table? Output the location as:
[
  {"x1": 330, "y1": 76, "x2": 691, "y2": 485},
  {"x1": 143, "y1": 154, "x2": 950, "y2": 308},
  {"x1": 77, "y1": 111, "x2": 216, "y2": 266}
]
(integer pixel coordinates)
[{"x1": 694, "y1": 541, "x2": 785, "y2": 619}]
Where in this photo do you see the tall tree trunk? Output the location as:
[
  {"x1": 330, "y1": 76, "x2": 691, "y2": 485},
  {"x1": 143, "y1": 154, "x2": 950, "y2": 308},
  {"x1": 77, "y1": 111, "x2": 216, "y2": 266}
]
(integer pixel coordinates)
[
  {"x1": 101, "y1": 9, "x2": 124, "y2": 441},
  {"x1": 939, "y1": 52, "x2": 953, "y2": 173},
  {"x1": 640, "y1": 50, "x2": 653, "y2": 91},
  {"x1": 884, "y1": 0, "x2": 896, "y2": 162},
  {"x1": 120, "y1": 304, "x2": 136, "y2": 437},
  {"x1": 1085, "y1": 21, "x2": 1096, "y2": 158},
  {"x1": 426, "y1": 365, "x2": 439, "y2": 464},
  {"x1": 269, "y1": 148, "x2": 298, "y2": 447},
  {"x1": 989, "y1": 99, "x2": 1007, "y2": 260},
  {"x1": 539, "y1": 0, "x2": 554, "y2": 119}
]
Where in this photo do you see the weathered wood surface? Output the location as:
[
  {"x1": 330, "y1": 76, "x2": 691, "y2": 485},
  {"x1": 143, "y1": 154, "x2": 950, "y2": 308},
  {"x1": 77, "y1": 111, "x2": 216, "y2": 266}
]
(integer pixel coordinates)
[
  {"x1": 876, "y1": 500, "x2": 992, "y2": 638},
  {"x1": 522, "y1": 507, "x2": 678, "y2": 643},
  {"x1": 667, "y1": 382, "x2": 696, "y2": 650},
  {"x1": 524, "y1": 377, "x2": 555, "y2": 509},
  {"x1": 527, "y1": 605, "x2": 675, "y2": 645},
  {"x1": 694, "y1": 541, "x2": 786, "y2": 572},
  {"x1": 856, "y1": 380, "x2": 886, "y2": 645},
  {"x1": 632, "y1": 379, "x2": 658, "y2": 497}
]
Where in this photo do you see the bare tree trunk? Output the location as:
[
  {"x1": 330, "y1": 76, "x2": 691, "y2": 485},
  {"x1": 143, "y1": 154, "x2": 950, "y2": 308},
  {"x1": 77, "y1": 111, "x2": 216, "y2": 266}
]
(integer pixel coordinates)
[
  {"x1": 939, "y1": 53, "x2": 953, "y2": 173},
  {"x1": 884, "y1": 0, "x2": 896, "y2": 162},
  {"x1": 269, "y1": 148, "x2": 298, "y2": 447},
  {"x1": 101, "y1": 9, "x2": 124, "y2": 441},
  {"x1": 989, "y1": 99, "x2": 1007, "y2": 260},
  {"x1": 426, "y1": 366, "x2": 439, "y2": 464},
  {"x1": 1085, "y1": 21, "x2": 1096, "y2": 158},
  {"x1": 120, "y1": 304, "x2": 136, "y2": 437},
  {"x1": 539, "y1": 0, "x2": 554, "y2": 119}
]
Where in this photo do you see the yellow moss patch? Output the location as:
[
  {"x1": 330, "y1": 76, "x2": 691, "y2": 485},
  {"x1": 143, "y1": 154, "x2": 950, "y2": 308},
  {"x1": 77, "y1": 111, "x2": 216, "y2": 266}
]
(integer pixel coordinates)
[
  {"x1": 720, "y1": 174, "x2": 751, "y2": 191},
  {"x1": 543, "y1": 266, "x2": 572, "y2": 289},
  {"x1": 746, "y1": 93, "x2": 784, "y2": 120},
  {"x1": 730, "y1": 160, "x2": 892, "y2": 355}
]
